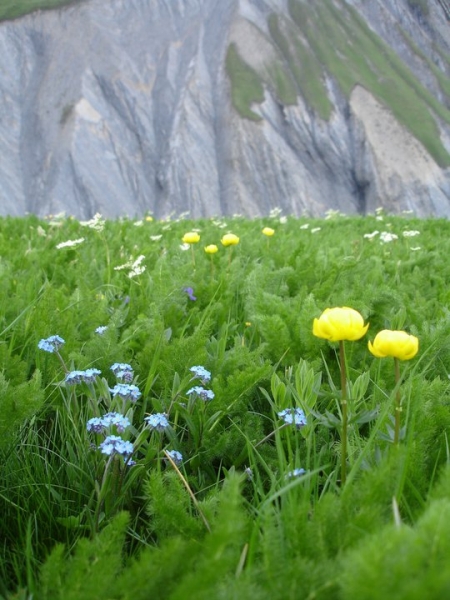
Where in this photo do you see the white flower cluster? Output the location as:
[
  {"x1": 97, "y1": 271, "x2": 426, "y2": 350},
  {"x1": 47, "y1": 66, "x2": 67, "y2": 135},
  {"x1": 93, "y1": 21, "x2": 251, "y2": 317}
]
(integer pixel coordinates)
[
  {"x1": 114, "y1": 255, "x2": 146, "y2": 278},
  {"x1": 56, "y1": 237, "x2": 85, "y2": 249},
  {"x1": 363, "y1": 230, "x2": 399, "y2": 243},
  {"x1": 80, "y1": 213, "x2": 105, "y2": 232}
]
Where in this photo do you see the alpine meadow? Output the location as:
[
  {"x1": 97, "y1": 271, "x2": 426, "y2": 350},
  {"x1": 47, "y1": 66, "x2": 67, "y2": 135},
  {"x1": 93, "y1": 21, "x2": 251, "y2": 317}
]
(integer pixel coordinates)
[{"x1": 2, "y1": 210, "x2": 450, "y2": 598}]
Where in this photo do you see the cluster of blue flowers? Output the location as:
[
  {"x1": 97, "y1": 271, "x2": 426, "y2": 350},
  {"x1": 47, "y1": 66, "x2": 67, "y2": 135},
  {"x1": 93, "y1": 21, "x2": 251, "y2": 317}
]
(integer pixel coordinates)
[
  {"x1": 277, "y1": 408, "x2": 307, "y2": 428},
  {"x1": 109, "y1": 363, "x2": 142, "y2": 403},
  {"x1": 110, "y1": 383, "x2": 142, "y2": 403},
  {"x1": 87, "y1": 412, "x2": 131, "y2": 434},
  {"x1": 145, "y1": 413, "x2": 169, "y2": 431},
  {"x1": 99, "y1": 435, "x2": 134, "y2": 457},
  {"x1": 38, "y1": 336, "x2": 184, "y2": 465},
  {"x1": 38, "y1": 335, "x2": 65, "y2": 353},
  {"x1": 110, "y1": 362, "x2": 134, "y2": 383},
  {"x1": 189, "y1": 365, "x2": 211, "y2": 384},
  {"x1": 187, "y1": 365, "x2": 214, "y2": 401},
  {"x1": 87, "y1": 412, "x2": 134, "y2": 458},
  {"x1": 165, "y1": 449, "x2": 183, "y2": 465},
  {"x1": 65, "y1": 368, "x2": 102, "y2": 385}
]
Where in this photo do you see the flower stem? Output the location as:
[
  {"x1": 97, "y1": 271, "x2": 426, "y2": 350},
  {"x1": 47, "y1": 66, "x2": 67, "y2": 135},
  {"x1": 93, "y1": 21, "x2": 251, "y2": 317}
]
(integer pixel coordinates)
[
  {"x1": 339, "y1": 340, "x2": 348, "y2": 486},
  {"x1": 393, "y1": 357, "x2": 401, "y2": 445}
]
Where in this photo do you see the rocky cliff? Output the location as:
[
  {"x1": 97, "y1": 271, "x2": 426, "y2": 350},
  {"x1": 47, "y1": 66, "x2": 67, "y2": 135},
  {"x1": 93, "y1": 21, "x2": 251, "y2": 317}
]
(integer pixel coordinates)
[{"x1": 1, "y1": 0, "x2": 450, "y2": 219}]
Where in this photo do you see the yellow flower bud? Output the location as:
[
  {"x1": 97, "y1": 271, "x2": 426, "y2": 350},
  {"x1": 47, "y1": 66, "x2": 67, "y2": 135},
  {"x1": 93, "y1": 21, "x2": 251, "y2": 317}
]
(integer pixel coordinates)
[
  {"x1": 204, "y1": 244, "x2": 218, "y2": 254},
  {"x1": 262, "y1": 227, "x2": 275, "y2": 237},
  {"x1": 368, "y1": 330, "x2": 419, "y2": 360},
  {"x1": 221, "y1": 233, "x2": 240, "y2": 247},
  {"x1": 182, "y1": 231, "x2": 200, "y2": 244},
  {"x1": 313, "y1": 307, "x2": 369, "y2": 342}
]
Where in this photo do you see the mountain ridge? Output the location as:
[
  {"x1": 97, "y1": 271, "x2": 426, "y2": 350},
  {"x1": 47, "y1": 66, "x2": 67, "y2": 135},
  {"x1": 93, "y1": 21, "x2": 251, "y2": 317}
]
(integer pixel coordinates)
[{"x1": 1, "y1": 0, "x2": 450, "y2": 219}]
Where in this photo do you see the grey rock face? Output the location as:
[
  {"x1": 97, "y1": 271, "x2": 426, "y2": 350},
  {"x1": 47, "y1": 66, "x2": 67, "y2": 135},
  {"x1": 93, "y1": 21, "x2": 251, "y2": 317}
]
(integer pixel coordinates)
[{"x1": 0, "y1": 0, "x2": 449, "y2": 219}]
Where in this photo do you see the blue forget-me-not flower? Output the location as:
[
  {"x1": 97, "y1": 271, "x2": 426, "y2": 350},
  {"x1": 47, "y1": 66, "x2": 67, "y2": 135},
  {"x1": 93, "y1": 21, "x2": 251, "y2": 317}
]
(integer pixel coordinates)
[
  {"x1": 166, "y1": 450, "x2": 183, "y2": 465},
  {"x1": 110, "y1": 383, "x2": 141, "y2": 402},
  {"x1": 189, "y1": 365, "x2": 212, "y2": 384},
  {"x1": 145, "y1": 413, "x2": 169, "y2": 431},
  {"x1": 277, "y1": 408, "x2": 307, "y2": 428},
  {"x1": 187, "y1": 386, "x2": 215, "y2": 401},
  {"x1": 99, "y1": 435, "x2": 134, "y2": 457},
  {"x1": 110, "y1": 363, "x2": 134, "y2": 383},
  {"x1": 38, "y1": 335, "x2": 65, "y2": 353}
]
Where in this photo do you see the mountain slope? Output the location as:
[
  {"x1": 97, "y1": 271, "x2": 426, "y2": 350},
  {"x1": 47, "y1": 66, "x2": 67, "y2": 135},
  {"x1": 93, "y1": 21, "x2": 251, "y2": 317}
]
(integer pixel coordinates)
[{"x1": 0, "y1": 0, "x2": 449, "y2": 219}]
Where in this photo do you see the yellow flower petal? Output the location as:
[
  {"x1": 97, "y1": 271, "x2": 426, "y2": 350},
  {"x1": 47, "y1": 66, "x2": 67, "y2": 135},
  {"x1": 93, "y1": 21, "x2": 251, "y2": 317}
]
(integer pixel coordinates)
[
  {"x1": 368, "y1": 330, "x2": 419, "y2": 361},
  {"x1": 182, "y1": 232, "x2": 200, "y2": 244},
  {"x1": 313, "y1": 307, "x2": 369, "y2": 342}
]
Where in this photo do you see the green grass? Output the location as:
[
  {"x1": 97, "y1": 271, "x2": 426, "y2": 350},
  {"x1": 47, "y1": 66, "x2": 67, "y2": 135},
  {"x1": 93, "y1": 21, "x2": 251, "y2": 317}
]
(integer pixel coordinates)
[
  {"x1": 288, "y1": 0, "x2": 450, "y2": 167},
  {"x1": 0, "y1": 0, "x2": 80, "y2": 21},
  {"x1": 226, "y1": 0, "x2": 450, "y2": 166},
  {"x1": 1, "y1": 211, "x2": 450, "y2": 597},
  {"x1": 225, "y1": 44, "x2": 264, "y2": 121}
]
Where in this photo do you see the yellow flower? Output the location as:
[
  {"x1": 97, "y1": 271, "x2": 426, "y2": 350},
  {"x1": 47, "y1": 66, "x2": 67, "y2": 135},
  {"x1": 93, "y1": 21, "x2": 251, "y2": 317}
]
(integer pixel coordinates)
[
  {"x1": 368, "y1": 330, "x2": 419, "y2": 360},
  {"x1": 313, "y1": 307, "x2": 369, "y2": 342},
  {"x1": 262, "y1": 227, "x2": 275, "y2": 237},
  {"x1": 221, "y1": 233, "x2": 239, "y2": 247},
  {"x1": 145, "y1": 215, "x2": 154, "y2": 222},
  {"x1": 182, "y1": 232, "x2": 200, "y2": 244},
  {"x1": 204, "y1": 244, "x2": 218, "y2": 254}
]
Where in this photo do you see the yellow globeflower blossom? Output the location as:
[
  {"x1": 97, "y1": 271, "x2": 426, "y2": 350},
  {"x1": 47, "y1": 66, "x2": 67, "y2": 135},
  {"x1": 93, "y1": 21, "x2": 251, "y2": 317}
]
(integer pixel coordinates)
[
  {"x1": 313, "y1": 307, "x2": 369, "y2": 342},
  {"x1": 262, "y1": 227, "x2": 275, "y2": 237},
  {"x1": 221, "y1": 233, "x2": 239, "y2": 247},
  {"x1": 204, "y1": 244, "x2": 218, "y2": 254},
  {"x1": 182, "y1": 232, "x2": 200, "y2": 244},
  {"x1": 368, "y1": 330, "x2": 419, "y2": 361}
]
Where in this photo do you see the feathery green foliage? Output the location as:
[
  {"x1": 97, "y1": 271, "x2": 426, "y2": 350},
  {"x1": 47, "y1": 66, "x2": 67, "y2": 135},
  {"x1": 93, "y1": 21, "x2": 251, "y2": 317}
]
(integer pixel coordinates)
[{"x1": 0, "y1": 211, "x2": 449, "y2": 597}]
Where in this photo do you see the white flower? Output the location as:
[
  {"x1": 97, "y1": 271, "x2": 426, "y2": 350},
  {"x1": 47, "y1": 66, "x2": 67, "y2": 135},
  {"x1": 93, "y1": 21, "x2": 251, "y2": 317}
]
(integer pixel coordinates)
[
  {"x1": 376, "y1": 215, "x2": 384, "y2": 221},
  {"x1": 56, "y1": 237, "x2": 85, "y2": 249},
  {"x1": 179, "y1": 243, "x2": 190, "y2": 251},
  {"x1": 114, "y1": 260, "x2": 132, "y2": 271},
  {"x1": 311, "y1": 227, "x2": 321, "y2": 234},
  {"x1": 379, "y1": 231, "x2": 398, "y2": 243},
  {"x1": 80, "y1": 213, "x2": 105, "y2": 232},
  {"x1": 36, "y1": 226, "x2": 47, "y2": 237},
  {"x1": 133, "y1": 220, "x2": 144, "y2": 227},
  {"x1": 364, "y1": 230, "x2": 379, "y2": 239},
  {"x1": 410, "y1": 246, "x2": 421, "y2": 251},
  {"x1": 402, "y1": 230, "x2": 420, "y2": 237},
  {"x1": 269, "y1": 207, "x2": 282, "y2": 218},
  {"x1": 128, "y1": 255, "x2": 146, "y2": 278},
  {"x1": 300, "y1": 224, "x2": 310, "y2": 230},
  {"x1": 279, "y1": 216, "x2": 288, "y2": 224},
  {"x1": 325, "y1": 209, "x2": 342, "y2": 220},
  {"x1": 150, "y1": 235, "x2": 163, "y2": 241}
]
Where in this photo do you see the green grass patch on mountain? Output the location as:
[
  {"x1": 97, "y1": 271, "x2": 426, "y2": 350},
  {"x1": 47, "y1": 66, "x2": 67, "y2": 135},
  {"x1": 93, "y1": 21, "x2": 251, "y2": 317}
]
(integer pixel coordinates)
[
  {"x1": 225, "y1": 44, "x2": 264, "y2": 121},
  {"x1": 268, "y1": 14, "x2": 333, "y2": 119},
  {"x1": 288, "y1": 0, "x2": 450, "y2": 167},
  {"x1": 0, "y1": 0, "x2": 80, "y2": 21},
  {"x1": 227, "y1": 0, "x2": 450, "y2": 166},
  {"x1": 400, "y1": 27, "x2": 450, "y2": 103}
]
